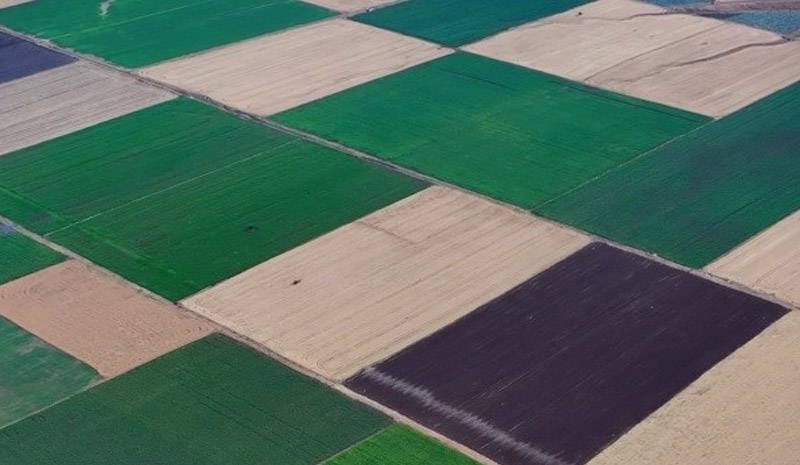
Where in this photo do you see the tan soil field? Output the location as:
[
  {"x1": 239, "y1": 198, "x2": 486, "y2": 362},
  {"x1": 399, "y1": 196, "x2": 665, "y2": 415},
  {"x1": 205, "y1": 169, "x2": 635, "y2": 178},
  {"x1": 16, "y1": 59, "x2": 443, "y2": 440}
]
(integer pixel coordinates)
[
  {"x1": 588, "y1": 310, "x2": 800, "y2": 465},
  {"x1": 0, "y1": 0, "x2": 30, "y2": 8},
  {"x1": 0, "y1": 61, "x2": 173, "y2": 156},
  {"x1": 140, "y1": 18, "x2": 449, "y2": 115},
  {"x1": 707, "y1": 210, "x2": 800, "y2": 308},
  {"x1": 466, "y1": 0, "x2": 800, "y2": 117},
  {"x1": 183, "y1": 186, "x2": 590, "y2": 381},
  {"x1": 0, "y1": 260, "x2": 213, "y2": 377},
  {"x1": 303, "y1": 0, "x2": 402, "y2": 13}
]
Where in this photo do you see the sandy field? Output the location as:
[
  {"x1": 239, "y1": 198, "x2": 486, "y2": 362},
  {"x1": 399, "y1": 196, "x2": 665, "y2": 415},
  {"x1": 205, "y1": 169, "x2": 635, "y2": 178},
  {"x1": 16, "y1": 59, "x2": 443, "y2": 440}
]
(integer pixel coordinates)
[
  {"x1": 0, "y1": 260, "x2": 213, "y2": 377},
  {"x1": 0, "y1": 0, "x2": 30, "y2": 8},
  {"x1": 708, "y1": 210, "x2": 800, "y2": 308},
  {"x1": 588, "y1": 310, "x2": 800, "y2": 465},
  {"x1": 0, "y1": 62, "x2": 172, "y2": 156},
  {"x1": 140, "y1": 19, "x2": 449, "y2": 115},
  {"x1": 466, "y1": 0, "x2": 800, "y2": 116},
  {"x1": 184, "y1": 186, "x2": 589, "y2": 381},
  {"x1": 303, "y1": 0, "x2": 401, "y2": 13}
]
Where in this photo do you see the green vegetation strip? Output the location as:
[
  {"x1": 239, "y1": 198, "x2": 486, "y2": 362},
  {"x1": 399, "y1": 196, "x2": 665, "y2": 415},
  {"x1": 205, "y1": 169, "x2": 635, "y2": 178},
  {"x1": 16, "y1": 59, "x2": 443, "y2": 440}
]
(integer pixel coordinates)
[
  {"x1": 322, "y1": 425, "x2": 481, "y2": 465},
  {"x1": 0, "y1": 225, "x2": 63, "y2": 285},
  {"x1": 0, "y1": 98, "x2": 426, "y2": 300},
  {"x1": 540, "y1": 81, "x2": 800, "y2": 268},
  {"x1": 275, "y1": 53, "x2": 708, "y2": 211},
  {"x1": 0, "y1": 0, "x2": 333, "y2": 67},
  {"x1": 0, "y1": 317, "x2": 97, "y2": 429},
  {"x1": 355, "y1": 0, "x2": 594, "y2": 46},
  {"x1": 0, "y1": 334, "x2": 389, "y2": 464}
]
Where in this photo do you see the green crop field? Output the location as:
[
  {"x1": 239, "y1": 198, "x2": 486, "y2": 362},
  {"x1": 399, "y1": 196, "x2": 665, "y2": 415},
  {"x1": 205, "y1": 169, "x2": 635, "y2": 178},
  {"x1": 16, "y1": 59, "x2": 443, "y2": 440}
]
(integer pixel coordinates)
[
  {"x1": 355, "y1": 0, "x2": 593, "y2": 46},
  {"x1": 322, "y1": 425, "x2": 481, "y2": 465},
  {"x1": 0, "y1": 334, "x2": 389, "y2": 464},
  {"x1": 0, "y1": 98, "x2": 426, "y2": 300},
  {"x1": 0, "y1": 226, "x2": 63, "y2": 284},
  {"x1": 0, "y1": 0, "x2": 333, "y2": 67},
  {"x1": 275, "y1": 53, "x2": 708, "y2": 211},
  {"x1": 0, "y1": 318, "x2": 97, "y2": 428}
]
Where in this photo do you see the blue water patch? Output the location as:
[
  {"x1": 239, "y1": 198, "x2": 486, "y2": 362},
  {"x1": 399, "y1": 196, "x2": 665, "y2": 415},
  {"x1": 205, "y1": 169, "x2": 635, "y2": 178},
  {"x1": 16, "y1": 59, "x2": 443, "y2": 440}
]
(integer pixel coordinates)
[
  {"x1": 728, "y1": 10, "x2": 800, "y2": 36},
  {"x1": 0, "y1": 32, "x2": 75, "y2": 84}
]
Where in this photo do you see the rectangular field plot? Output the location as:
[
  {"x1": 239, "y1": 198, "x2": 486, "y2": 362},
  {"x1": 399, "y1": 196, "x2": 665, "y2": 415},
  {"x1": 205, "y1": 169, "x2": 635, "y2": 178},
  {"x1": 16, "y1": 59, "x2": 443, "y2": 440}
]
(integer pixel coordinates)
[
  {"x1": 540, "y1": 81, "x2": 800, "y2": 268},
  {"x1": 347, "y1": 244, "x2": 787, "y2": 465},
  {"x1": 708, "y1": 209, "x2": 800, "y2": 308},
  {"x1": 466, "y1": 0, "x2": 800, "y2": 117},
  {"x1": 0, "y1": 317, "x2": 97, "y2": 428},
  {"x1": 303, "y1": 0, "x2": 404, "y2": 13},
  {"x1": 0, "y1": 0, "x2": 334, "y2": 67},
  {"x1": 0, "y1": 334, "x2": 390, "y2": 465},
  {"x1": 1, "y1": 61, "x2": 173, "y2": 156},
  {"x1": 354, "y1": 0, "x2": 593, "y2": 46},
  {"x1": 184, "y1": 186, "x2": 588, "y2": 381},
  {"x1": 275, "y1": 53, "x2": 708, "y2": 211},
  {"x1": 141, "y1": 19, "x2": 448, "y2": 115},
  {"x1": 0, "y1": 224, "x2": 63, "y2": 285},
  {"x1": 0, "y1": 98, "x2": 425, "y2": 301},
  {"x1": 0, "y1": 260, "x2": 213, "y2": 377},
  {"x1": 589, "y1": 311, "x2": 800, "y2": 465},
  {"x1": 321, "y1": 425, "x2": 481, "y2": 465},
  {"x1": 0, "y1": 31, "x2": 74, "y2": 84}
]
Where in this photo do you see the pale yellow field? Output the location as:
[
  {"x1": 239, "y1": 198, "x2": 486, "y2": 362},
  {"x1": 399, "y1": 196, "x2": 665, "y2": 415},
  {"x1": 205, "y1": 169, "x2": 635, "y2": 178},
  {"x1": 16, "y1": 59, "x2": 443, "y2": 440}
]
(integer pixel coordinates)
[
  {"x1": 303, "y1": 0, "x2": 401, "y2": 13},
  {"x1": 466, "y1": 0, "x2": 800, "y2": 117},
  {"x1": 0, "y1": 260, "x2": 213, "y2": 377},
  {"x1": 141, "y1": 19, "x2": 449, "y2": 115},
  {"x1": 183, "y1": 186, "x2": 590, "y2": 381},
  {"x1": 588, "y1": 311, "x2": 800, "y2": 465},
  {"x1": 707, "y1": 210, "x2": 800, "y2": 308},
  {"x1": 0, "y1": 62, "x2": 173, "y2": 156}
]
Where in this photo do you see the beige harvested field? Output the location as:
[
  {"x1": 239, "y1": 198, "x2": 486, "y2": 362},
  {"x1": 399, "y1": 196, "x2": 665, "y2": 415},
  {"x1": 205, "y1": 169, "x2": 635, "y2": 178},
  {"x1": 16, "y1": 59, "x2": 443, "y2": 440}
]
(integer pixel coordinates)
[
  {"x1": 0, "y1": 260, "x2": 213, "y2": 377},
  {"x1": 184, "y1": 186, "x2": 590, "y2": 381},
  {"x1": 707, "y1": 210, "x2": 800, "y2": 308},
  {"x1": 0, "y1": 61, "x2": 172, "y2": 156},
  {"x1": 303, "y1": 0, "x2": 401, "y2": 12},
  {"x1": 588, "y1": 311, "x2": 799, "y2": 465},
  {"x1": 0, "y1": 0, "x2": 30, "y2": 8},
  {"x1": 140, "y1": 18, "x2": 449, "y2": 115},
  {"x1": 466, "y1": 0, "x2": 800, "y2": 117}
]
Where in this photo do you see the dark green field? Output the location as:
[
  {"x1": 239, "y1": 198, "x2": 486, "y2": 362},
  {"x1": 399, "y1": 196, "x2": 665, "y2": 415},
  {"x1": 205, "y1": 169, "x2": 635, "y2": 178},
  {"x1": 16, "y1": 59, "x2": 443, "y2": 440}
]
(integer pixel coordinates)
[
  {"x1": 0, "y1": 318, "x2": 97, "y2": 428},
  {"x1": 0, "y1": 226, "x2": 63, "y2": 285},
  {"x1": 275, "y1": 53, "x2": 708, "y2": 211},
  {"x1": 0, "y1": 98, "x2": 426, "y2": 300},
  {"x1": 0, "y1": 334, "x2": 390, "y2": 464},
  {"x1": 0, "y1": 0, "x2": 332, "y2": 67},
  {"x1": 540, "y1": 81, "x2": 800, "y2": 267},
  {"x1": 355, "y1": 0, "x2": 592, "y2": 46}
]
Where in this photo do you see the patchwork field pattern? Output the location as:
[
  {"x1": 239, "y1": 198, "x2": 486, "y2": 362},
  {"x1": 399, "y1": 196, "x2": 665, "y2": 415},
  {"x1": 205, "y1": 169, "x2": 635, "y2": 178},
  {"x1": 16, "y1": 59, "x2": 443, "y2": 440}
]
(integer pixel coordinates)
[
  {"x1": 0, "y1": 98, "x2": 425, "y2": 300},
  {"x1": 0, "y1": 31, "x2": 74, "y2": 84},
  {"x1": 541, "y1": 80, "x2": 800, "y2": 268},
  {"x1": 466, "y1": 0, "x2": 800, "y2": 116},
  {"x1": 275, "y1": 53, "x2": 709, "y2": 211},
  {"x1": 0, "y1": 225, "x2": 63, "y2": 285},
  {"x1": 1, "y1": 61, "x2": 173, "y2": 156},
  {"x1": 348, "y1": 244, "x2": 787, "y2": 465},
  {"x1": 303, "y1": 0, "x2": 402, "y2": 13},
  {"x1": 184, "y1": 186, "x2": 588, "y2": 381},
  {"x1": 141, "y1": 19, "x2": 448, "y2": 115},
  {"x1": 0, "y1": 0, "x2": 334, "y2": 67}
]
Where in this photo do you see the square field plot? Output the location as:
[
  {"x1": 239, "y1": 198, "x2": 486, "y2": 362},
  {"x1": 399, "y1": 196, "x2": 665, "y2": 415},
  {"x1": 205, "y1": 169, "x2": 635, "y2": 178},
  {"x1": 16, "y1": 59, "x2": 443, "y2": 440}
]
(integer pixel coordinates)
[
  {"x1": 1, "y1": 61, "x2": 173, "y2": 156},
  {"x1": 0, "y1": 334, "x2": 390, "y2": 465},
  {"x1": 141, "y1": 19, "x2": 448, "y2": 115},
  {"x1": 0, "y1": 0, "x2": 334, "y2": 67},
  {"x1": 275, "y1": 53, "x2": 709, "y2": 211},
  {"x1": 540, "y1": 80, "x2": 800, "y2": 268},
  {"x1": 347, "y1": 244, "x2": 787, "y2": 465},
  {"x1": 466, "y1": 0, "x2": 800, "y2": 117},
  {"x1": 0, "y1": 225, "x2": 63, "y2": 285},
  {"x1": 589, "y1": 311, "x2": 800, "y2": 465},
  {"x1": 0, "y1": 31, "x2": 74, "y2": 84},
  {"x1": 0, "y1": 98, "x2": 425, "y2": 301},
  {"x1": 0, "y1": 260, "x2": 213, "y2": 377},
  {"x1": 354, "y1": 0, "x2": 593, "y2": 46},
  {"x1": 184, "y1": 186, "x2": 589, "y2": 381},
  {"x1": 0, "y1": 317, "x2": 97, "y2": 428}
]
